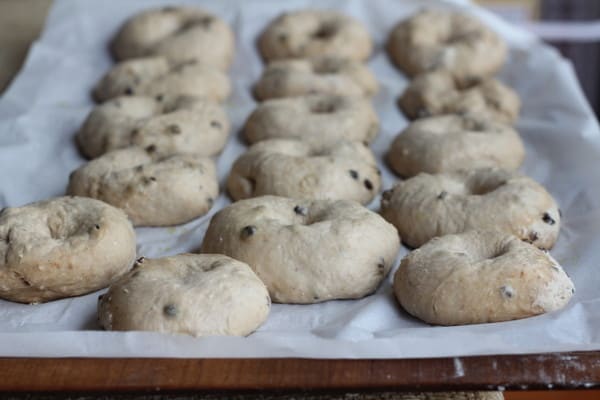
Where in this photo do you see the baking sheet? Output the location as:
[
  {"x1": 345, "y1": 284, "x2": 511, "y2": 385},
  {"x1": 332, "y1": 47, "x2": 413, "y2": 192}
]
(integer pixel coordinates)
[{"x1": 0, "y1": 0, "x2": 600, "y2": 359}]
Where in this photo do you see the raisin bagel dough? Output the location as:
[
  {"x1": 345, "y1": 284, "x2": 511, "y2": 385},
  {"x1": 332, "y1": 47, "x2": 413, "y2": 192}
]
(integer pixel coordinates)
[
  {"x1": 201, "y1": 196, "x2": 400, "y2": 304},
  {"x1": 0, "y1": 197, "x2": 136, "y2": 304},
  {"x1": 253, "y1": 56, "x2": 378, "y2": 100},
  {"x1": 93, "y1": 57, "x2": 230, "y2": 103},
  {"x1": 386, "y1": 114, "x2": 525, "y2": 177},
  {"x1": 387, "y1": 10, "x2": 507, "y2": 85},
  {"x1": 394, "y1": 230, "x2": 574, "y2": 325},
  {"x1": 258, "y1": 10, "x2": 372, "y2": 62},
  {"x1": 227, "y1": 139, "x2": 381, "y2": 205},
  {"x1": 98, "y1": 254, "x2": 270, "y2": 336},
  {"x1": 399, "y1": 70, "x2": 520, "y2": 124},
  {"x1": 67, "y1": 148, "x2": 218, "y2": 227},
  {"x1": 111, "y1": 6, "x2": 235, "y2": 70},
  {"x1": 76, "y1": 95, "x2": 229, "y2": 159},
  {"x1": 244, "y1": 94, "x2": 379, "y2": 149},
  {"x1": 380, "y1": 168, "x2": 561, "y2": 249}
]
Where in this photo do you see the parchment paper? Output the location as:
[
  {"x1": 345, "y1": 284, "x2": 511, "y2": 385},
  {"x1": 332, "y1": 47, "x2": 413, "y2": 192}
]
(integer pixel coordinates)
[{"x1": 0, "y1": 0, "x2": 599, "y2": 359}]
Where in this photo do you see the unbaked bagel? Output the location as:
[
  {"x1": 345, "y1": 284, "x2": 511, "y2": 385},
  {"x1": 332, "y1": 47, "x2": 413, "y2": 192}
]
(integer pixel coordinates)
[
  {"x1": 387, "y1": 10, "x2": 507, "y2": 85},
  {"x1": 386, "y1": 114, "x2": 525, "y2": 177},
  {"x1": 244, "y1": 94, "x2": 379, "y2": 150},
  {"x1": 76, "y1": 94, "x2": 229, "y2": 159},
  {"x1": 380, "y1": 168, "x2": 561, "y2": 249},
  {"x1": 258, "y1": 10, "x2": 372, "y2": 62},
  {"x1": 67, "y1": 147, "x2": 218, "y2": 227},
  {"x1": 394, "y1": 230, "x2": 574, "y2": 325},
  {"x1": 399, "y1": 70, "x2": 520, "y2": 124},
  {"x1": 98, "y1": 254, "x2": 270, "y2": 336},
  {"x1": 254, "y1": 56, "x2": 378, "y2": 100},
  {"x1": 0, "y1": 196, "x2": 136, "y2": 304},
  {"x1": 93, "y1": 57, "x2": 230, "y2": 103},
  {"x1": 201, "y1": 196, "x2": 400, "y2": 304},
  {"x1": 111, "y1": 6, "x2": 235, "y2": 70},
  {"x1": 227, "y1": 139, "x2": 381, "y2": 205}
]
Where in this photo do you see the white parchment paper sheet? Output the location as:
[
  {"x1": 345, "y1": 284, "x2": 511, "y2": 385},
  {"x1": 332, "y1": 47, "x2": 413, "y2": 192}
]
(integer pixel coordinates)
[{"x1": 0, "y1": 0, "x2": 599, "y2": 358}]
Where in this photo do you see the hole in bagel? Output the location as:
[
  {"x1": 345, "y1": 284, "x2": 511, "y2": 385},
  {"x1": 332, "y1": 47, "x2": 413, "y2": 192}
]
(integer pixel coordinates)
[{"x1": 312, "y1": 22, "x2": 338, "y2": 40}]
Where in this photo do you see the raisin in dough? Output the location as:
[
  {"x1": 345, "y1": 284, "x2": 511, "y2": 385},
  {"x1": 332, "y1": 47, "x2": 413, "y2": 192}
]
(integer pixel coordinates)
[
  {"x1": 76, "y1": 95, "x2": 229, "y2": 159},
  {"x1": 93, "y1": 57, "x2": 230, "y2": 103},
  {"x1": 399, "y1": 70, "x2": 520, "y2": 124},
  {"x1": 67, "y1": 148, "x2": 218, "y2": 227},
  {"x1": 0, "y1": 197, "x2": 136, "y2": 304},
  {"x1": 387, "y1": 10, "x2": 507, "y2": 86},
  {"x1": 201, "y1": 196, "x2": 400, "y2": 304},
  {"x1": 227, "y1": 139, "x2": 381, "y2": 205},
  {"x1": 380, "y1": 168, "x2": 561, "y2": 249},
  {"x1": 394, "y1": 230, "x2": 574, "y2": 325},
  {"x1": 387, "y1": 114, "x2": 524, "y2": 177},
  {"x1": 258, "y1": 10, "x2": 372, "y2": 62},
  {"x1": 111, "y1": 6, "x2": 234, "y2": 70},
  {"x1": 98, "y1": 254, "x2": 270, "y2": 336},
  {"x1": 254, "y1": 56, "x2": 378, "y2": 101},
  {"x1": 244, "y1": 94, "x2": 379, "y2": 150}
]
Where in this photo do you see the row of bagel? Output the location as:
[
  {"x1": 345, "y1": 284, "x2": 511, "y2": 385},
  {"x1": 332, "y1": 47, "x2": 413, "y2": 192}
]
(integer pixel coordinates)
[{"x1": 0, "y1": 6, "x2": 573, "y2": 336}]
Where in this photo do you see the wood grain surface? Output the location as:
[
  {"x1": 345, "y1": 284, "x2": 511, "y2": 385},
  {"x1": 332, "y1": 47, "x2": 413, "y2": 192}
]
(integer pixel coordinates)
[{"x1": 0, "y1": 353, "x2": 599, "y2": 393}]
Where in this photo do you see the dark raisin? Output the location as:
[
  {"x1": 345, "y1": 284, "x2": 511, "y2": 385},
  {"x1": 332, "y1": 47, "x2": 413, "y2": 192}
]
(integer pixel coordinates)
[
  {"x1": 124, "y1": 87, "x2": 134, "y2": 96},
  {"x1": 542, "y1": 212, "x2": 555, "y2": 225},
  {"x1": 155, "y1": 94, "x2": 164, "y2": 102},
  {"x1": 210, "y1": 120, "x2": 222, "y2": 129},
  {"x1": 529, "y1": 231, "x2": 539, "y2": 242},
  {"x1": 349, "y1": 170, "x2": 359, "y2": 180},
  {"x1": 136, "y1": 257, "x2": 145, "y2": 264},
  {"x1": 167, "y1": 124, "x2": 181, "y2": 134},
  {"x1": 500, "y1": 286, "x2": 514, "y2": 298},
  {"x1": 364, "y1": 179, "x2": 373, "y2": 190},
  {"x1": 240, "y1": 225, "x2": 257, "y2": 240},
  {"x1": 94, "y1": 224, "x2": 100, "y2": 230},
  {"x1": 98, "y1": 294, "x2": 104, "y2": 301},
  {"x1": 437, "y1": 191, "x2": 448, "y2": 200},
  {"x1": 163, "y1": 304, "x2": 177, "y2": 317},
  {"x1": 131, "y1": 129, "x2": 140, "y2": 137},
  {"x1": 313, "y1": 295, "x2": 320, "y2": 301},
  {"x1": 145, "y1": 145, "x2": 156, "y2": 153},
  {"x1": 293, "y1": 205, "x2": 307, "y2": 216},
  {"x1": 149, "y1": 176, "x2": 156, "y2": 182}
]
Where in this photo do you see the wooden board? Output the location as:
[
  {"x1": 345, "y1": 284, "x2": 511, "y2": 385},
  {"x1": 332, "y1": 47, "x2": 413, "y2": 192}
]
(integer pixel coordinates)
[{"x1": 0, "y1": 352, "x2": 599, "y2": 393}]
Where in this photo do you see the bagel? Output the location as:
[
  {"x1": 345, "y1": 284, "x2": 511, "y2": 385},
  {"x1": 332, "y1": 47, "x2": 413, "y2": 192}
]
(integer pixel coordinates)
[
  {"x1": 394, "y1": 230, "x2": 574, "y2": 325},
  {"x1": 67, "y1": 148, "x2": 218, "y2": 227},
  {"x1": 201, "y1": 196, "x2": 400, "y2": 304},
  {"x1": 253, "y1": 56, "x2": 378, "y2": 101},
  {"x1": 93, "y1": 57, "x2": 230, "y2": 103},
  {"x1": 98, "y1": 254, "x2": 270, "y2": 336},
  {"x1": 386, "y1": 114, "x2": 525, "y2": 177},
  {"x1": 244, "y1": 94, "x2": 379, "y2": 149},
  {"x1": 227, "y1": 139, "x2": 381, "y2": 205},
  {"x1": 0, "y1": 196, "x2": 136, "y2": 304},
  {"x1": 258, "y1": 10, "x2": 372, "y2": 62},
  {"x1": 76, "y1": 94, "x2": 229, "y2": 159},
  {"x1": 387, "y1": 10, "x2": 507, "y2": 85},
  {"x1": 399, "y1": 70, "x2": 520, "y2": 124},
  {"x1": 380, "y1": 168, "x2": 561, "y2": 249},
  {"x1": 111, "y1": 6, "x2": 235, "y2": 70}
]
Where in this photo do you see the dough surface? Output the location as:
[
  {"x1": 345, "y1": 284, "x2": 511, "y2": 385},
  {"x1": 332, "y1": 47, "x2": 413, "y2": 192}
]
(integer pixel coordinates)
[
  {"x1": 394, "y1": 230, "x2": 574, "y2": 325},
  {"x1": 254, "y1": 56, "x2": 378, "y2": 100},
  {"x1": 98, "y1": 254, "x2": 270, "y2": 336},
  {"x1": 201, "y1": 196, "x2": 400, "y2": 304},
  {"x1": 93, "y1": 57, "x2": 230, "y2": 103},
  {"x1": 111, "y1": 6, "x2": 234, "y2": 70},
  {"x1": 258, "y1": 10, "x2": 372, "y2": 62},
  {"x1": 68, "y1": 147, "x2": 218, "y2": 227},
  {"x1": 380, "y1": 168, "x2": 561, "y2": 249},
  {"x1": 76, "y1": 94, "x2": 229, "y2": 159},
  {"x1": 399, "y1": 70, "x2": 520, "y2": 124},
  {"x1": 244, "y1": 94, "x2": 379, "y2": 149},
  {"x1": 387, "y1": 10, "x2": 507, "y2": 85},
  {"x1": 0, "y1": 196, "x2": 136, "y2": 304},
  {"x1": 387, "y1": 114, "x2": 525, "y2": 177},
  {"x1": 227, "y1": 139, "x2": 381, "y2": 205}
]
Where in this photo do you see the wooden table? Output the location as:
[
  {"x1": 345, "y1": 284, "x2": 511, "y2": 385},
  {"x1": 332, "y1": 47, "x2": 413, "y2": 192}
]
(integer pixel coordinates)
[{"x1": 1, "y1": 1, "x2": 599, "y2": 399}]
